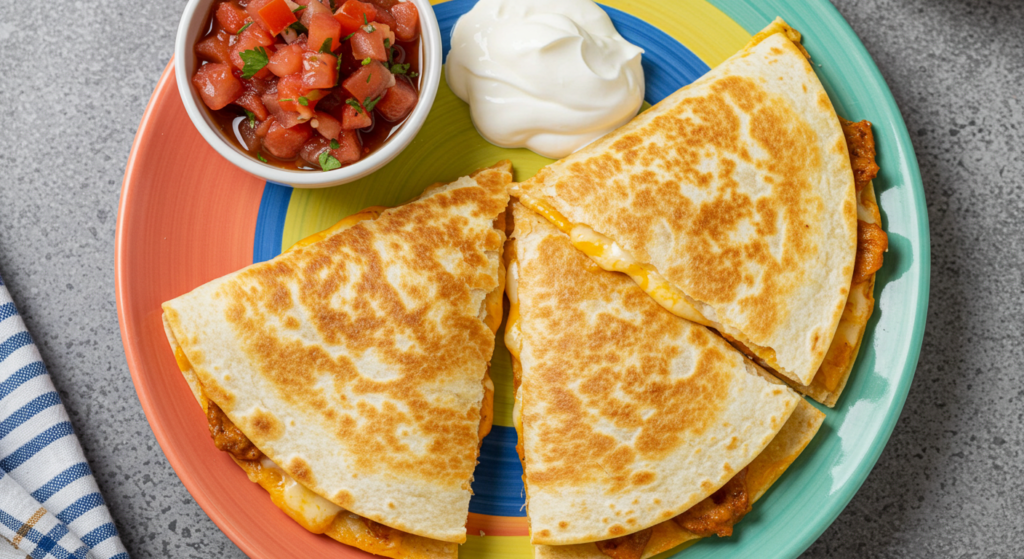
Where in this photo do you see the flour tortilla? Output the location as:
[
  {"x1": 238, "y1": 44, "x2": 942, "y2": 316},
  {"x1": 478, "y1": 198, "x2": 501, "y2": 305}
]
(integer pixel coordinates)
[
  {"x1": 533, "y1": 398, "x2": 825, "y2": 559},
  {"x1": 512, "y1": 19, "x2": 858, "y2": 386},
  {"x1": 162, "y1": 162, "x2": 512, "y2": 543},
  {"x1": 507, "y1": 204, "x2": 803, "y2": 546}
]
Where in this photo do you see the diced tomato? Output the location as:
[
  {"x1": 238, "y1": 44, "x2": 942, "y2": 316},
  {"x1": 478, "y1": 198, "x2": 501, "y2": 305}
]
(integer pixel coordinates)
[
  {"x1": 369, "y1": 5, "x2": 397, "y2": 31},
  {"x1": 238, "y1": 114, "x2": 262, "y2": 150},
  {"x1": 231, "y1": 24, "x2": 275, "y2": 76},
  {"x1": 308, "y1": 13, "x2": 343, "y2": 53},
  {"x1": 340, "y1": 0, "x2": 376, "y2": 25},
  {"x1": 333, "y1": 129, "x2": 363, "y2": 165},
  {"x1": 375, "y1": 23, "x2": 395, "y2": 49},
  {"x1": 216, "y1": 2, "x2": 250, "y2": 33},
  {"x1": 341, "y1": 101, "x2": 372, "y2": 129},
  {"x1": 267, "y1": 43, "x2": 304, "y2": 77},
  {"x1": 192, "y1": 63, "x2": 244, "y2": 110},
  {"x1": 264, "y1": 120, "x2": 314, "y2": 159},
  {"x1": 245, "y1": 0, "x2": 274, "y2": 30},
  {"x1": 195, "y1": 29, "x2": 234, "y2": 65},
  {"x1": 258, "y1": 0, "x2": 298, "y2": 35},
  {"x1": 266, "y1": 97, "x2": 305, "y2": 128},
  {"x1": 300, "y1": 128, "x2": 361, "y2": 167},
  {"x1": 375, "y1": 77, "x2": 416, "y2": 122},
  {"x1": 366, "y1": 0, "x2": 399, "y2": 10},
  {"x1": 333, "y1": 10, "x2": 363, "y2": 36},
  {"x1": 300, "y1": 136, "x2": 332, "y2": 167},
  {"x1": 300, "y1": 0, "x2": 333, "y2": 27},
  {"x1": 351, "y1": 28, "x2": 387, "y2": 62},
  {"x1": 277, "y1": 73, "x2": 313, "y2": 113},
  {"x1": 234, "y1": 79, "x2": 269, "y2": 120},
  {"x1": 342, "y1": 60, "x2": 393, "y2": 102},
  {"x1": 255, "y1": 115, "x2": 276, "y2": 137},
  {"x1": 311, "y1": 111, "x2": 342, "y2": 140},
  {"x1": 300, "y1": 51, "x2": 338, "y2": 89},
  {"x1": 391, "y1": 1, "x2": 418, "y2": 42}
]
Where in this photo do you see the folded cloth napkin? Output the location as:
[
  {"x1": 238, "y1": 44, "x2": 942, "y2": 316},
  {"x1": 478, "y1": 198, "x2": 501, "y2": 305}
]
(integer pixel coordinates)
[{"x1": 0, "y1": 273, "x2": 128, "y2": 559}]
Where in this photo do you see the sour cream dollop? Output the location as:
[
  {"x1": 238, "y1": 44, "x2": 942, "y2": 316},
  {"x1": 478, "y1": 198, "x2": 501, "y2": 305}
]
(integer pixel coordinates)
[{"x1": 445, "y1": 0, "x2": 644, "y2": 159}]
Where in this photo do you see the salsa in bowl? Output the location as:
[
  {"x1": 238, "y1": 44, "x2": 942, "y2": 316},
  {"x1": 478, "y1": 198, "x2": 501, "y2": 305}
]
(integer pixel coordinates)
[{"x1": 174, "y1": 0, "x2": 441, "y2": 188}]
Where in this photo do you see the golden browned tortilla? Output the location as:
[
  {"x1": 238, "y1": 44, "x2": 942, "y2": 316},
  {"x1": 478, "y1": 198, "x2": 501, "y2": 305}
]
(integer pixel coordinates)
[
  {"x1": 511, "y1": 19, "x2": 859, "y2": 388},
  {"x1": 162, "y1": 162, "x2": 512, "y2": 548},
  {"x1": 505, "y1": 203, "x2": 809, "y2": 547},
  {"x1": 532, "y1": 398, "x2": 825, "y2": 559}
]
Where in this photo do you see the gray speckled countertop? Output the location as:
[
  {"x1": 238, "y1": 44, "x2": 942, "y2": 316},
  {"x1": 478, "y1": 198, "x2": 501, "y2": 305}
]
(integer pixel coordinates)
[{"x1": 0, "y1": 0, "x2": 1021, "y2": 557}]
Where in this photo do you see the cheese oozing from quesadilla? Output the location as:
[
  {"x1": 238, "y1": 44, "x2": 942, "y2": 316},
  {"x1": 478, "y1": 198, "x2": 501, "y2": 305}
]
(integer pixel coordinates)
[
  {"x1": 162, "y1": 162, "x2": 513, "y2": 558},
  {"x1": 511, "y1": 19, "x2": 860, "y2": 388},
  {"x1": 504, "y1": 203, "x2": 822, "y2": 551}
]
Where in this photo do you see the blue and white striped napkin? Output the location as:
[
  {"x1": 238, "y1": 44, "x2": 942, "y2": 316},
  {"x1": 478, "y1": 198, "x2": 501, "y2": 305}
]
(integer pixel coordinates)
[{"x1": 0, "y1": 273, "x2": 128, "y2": 559}]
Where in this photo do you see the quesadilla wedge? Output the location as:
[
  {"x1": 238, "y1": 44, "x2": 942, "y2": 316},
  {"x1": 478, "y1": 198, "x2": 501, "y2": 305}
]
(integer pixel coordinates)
[
  {"x1": 504, "y1": 204, "x2": 824, "y2": 552},
  {"x1": 532, "y1": 397, "x2": 825, "y2": 559},
  {"x1": 162, "y1": 161, "x2": 512, "y2": 558},
  {"x1": 511, "y1": 19, "x2": 870, "y2": 391}
]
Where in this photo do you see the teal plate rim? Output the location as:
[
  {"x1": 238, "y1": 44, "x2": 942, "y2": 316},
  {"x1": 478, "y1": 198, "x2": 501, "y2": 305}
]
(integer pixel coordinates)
[{"x1": 689, "y1": 1, "x2": 930, "y2": 558}]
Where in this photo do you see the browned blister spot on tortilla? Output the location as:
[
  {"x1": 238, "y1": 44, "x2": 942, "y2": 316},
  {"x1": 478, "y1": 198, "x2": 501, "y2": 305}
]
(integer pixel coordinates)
[
  {"x1": 248, "y1": 408, "x2": 284, "y2": 441},
  {"x1": 287, "y1": 456, "x2": 315, "y2": 486},
  {"x1": 520, "y1": 225, "x2": 730, "y2": 497},
  {"x1": 214, "y1": 166, "x2": 510, "y2": 496}
]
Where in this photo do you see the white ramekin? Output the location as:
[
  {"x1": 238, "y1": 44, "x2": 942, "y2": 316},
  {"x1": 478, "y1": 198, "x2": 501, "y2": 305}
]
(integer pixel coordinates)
[{"x1": 174, "y1": 0, "x2": 441, "y2": 189}]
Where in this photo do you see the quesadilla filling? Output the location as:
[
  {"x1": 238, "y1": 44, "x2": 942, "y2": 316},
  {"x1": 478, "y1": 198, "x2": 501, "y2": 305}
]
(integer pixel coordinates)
[{"x1": 672, "y1": 468, "x2": 752, "y2": 537}]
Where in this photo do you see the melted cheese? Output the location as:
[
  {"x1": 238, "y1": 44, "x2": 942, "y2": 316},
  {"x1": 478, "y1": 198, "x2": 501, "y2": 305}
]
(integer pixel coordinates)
[
  {"x1": 744, "y1": 17, "x2": 809, "y2": 58},
  {"x1": 235, "y1": 458, "x2": 343, "y2": 534},
  {"x1": 513, "y1": 192, "x2": 789, "y2": 379},
  {"x1": 288, "y1": 206, "x2": 388, "y2": 251}
]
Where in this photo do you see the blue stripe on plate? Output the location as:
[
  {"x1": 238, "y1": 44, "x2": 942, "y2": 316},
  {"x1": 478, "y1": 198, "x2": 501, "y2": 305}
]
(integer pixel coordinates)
[
  {"x1": 80, "y1": 523, "x2": 118, "y2": 547},
  {"x1": 0, "y1": 421, "x2": 74, "y2": 471},
  {"x1": 0, "y1": 392, "x2": 61, "y2": 439},
  {"x1": 55, "y1": 493, "x2": 104, "y2": 526},
  {"x1": 32, "y1": 463, "x2": 93, "y2": 503},
  {"x1": 468, "y1": 426, "x2": 525, "y2": 517},
  {"x1": 252, "y1": 182, "x2": 292, "y2": 263}
]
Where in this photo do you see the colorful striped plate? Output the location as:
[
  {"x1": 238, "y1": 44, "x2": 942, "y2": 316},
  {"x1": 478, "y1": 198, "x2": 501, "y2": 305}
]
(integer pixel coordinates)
[{"x1": 116, "y1": 1, "x2": 928, "y2": 557}]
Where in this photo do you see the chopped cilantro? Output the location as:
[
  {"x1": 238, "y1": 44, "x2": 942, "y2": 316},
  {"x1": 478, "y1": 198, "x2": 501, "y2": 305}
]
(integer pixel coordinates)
[
  {"x1": 366, "y1": 72, "x2": 372, "y2": 83},
  {"x1": 298, "y1": 96, "x2": 309, "y2": 106},
  {"x1": 292, "y1": 5, "x2": 305, "y2": 12},
  {"x1": 319, "y1": 38, "x2": 333, "y2": 53},
  {"x1": 361, "y1": 57, "x2": 372, "y2": 66},
  {"x1": 319, "y1": 151, "x2": 342, "y2": 171},
  {"x1": 330, "y1": 138, "x2": 341, "y2": 150},
  {"x1": 279, "y1": 98, "x2": 295, "y2": 102},
  {"x1": 258, "y1": 152, "x2": 268, "y2": 163},
  {"x1": 410, "y1": 71, "x2": 418, "y2": 78},
  {"x1": 239, "y1": 46, "x2": 269, "y2": 79},
  {"x1": 342, "y1": 32, "x2": 355, "y2": 42},
  {"x1": 363, "y1": 95, "x2": 381, "y2": 112},
  {"x1": 363, "y1": 13, "x2": 368, "y2": 25},
  {"x1": 390, "y1": 63, "x2": 409, "y2": 75},
  {"x1": 290, "y1": 21, "x2": 308, "y2": 34},
  {"x1": 244, "y1": 109, "x2": 257, "y2": 128},
  {"x1": 237, "y1": 21, "x2": 253, "y2": 35},
  {"x1": 346, "y1": 98, "x2": 364, "y2": 114}
]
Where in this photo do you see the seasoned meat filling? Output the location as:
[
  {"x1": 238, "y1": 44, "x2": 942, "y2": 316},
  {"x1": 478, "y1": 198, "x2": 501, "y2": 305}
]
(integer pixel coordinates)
[
  {"x1": 206, "y1": 401, "x2": 262, "y2": 461},
  {"x1": 673, "y1": 468, "x2": 752, "y2": 537},
  {"x1": 854, "y1": 220, "x2": 888, "y2": 283},
  {"x1": 595, "y1": 527, "x2": 654, "y2": 559},
  {"x1": 840, "y1": 118, "x2": 880, "y2": 193}
]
